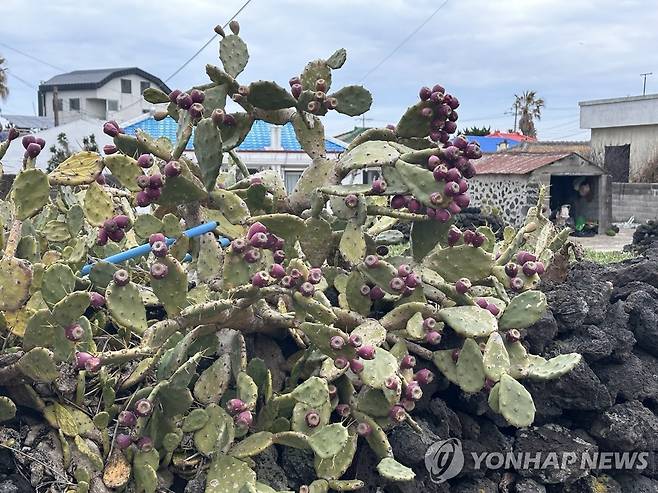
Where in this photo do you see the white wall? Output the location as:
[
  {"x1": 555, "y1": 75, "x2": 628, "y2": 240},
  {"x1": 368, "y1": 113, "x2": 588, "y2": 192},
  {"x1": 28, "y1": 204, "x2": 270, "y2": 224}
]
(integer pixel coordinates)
[{"x1": 590, "y1": 125, "x2": 658, "y2": 181}]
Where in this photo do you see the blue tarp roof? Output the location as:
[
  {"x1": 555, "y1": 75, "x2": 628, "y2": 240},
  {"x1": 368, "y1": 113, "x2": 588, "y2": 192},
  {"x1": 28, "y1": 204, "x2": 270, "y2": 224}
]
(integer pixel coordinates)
[
  {"x1": 123, "y1": 116, "x2": 345, "y2": 153},
  {"x1": 465, "y1": 135, "x2": 522, "y2": 153}
]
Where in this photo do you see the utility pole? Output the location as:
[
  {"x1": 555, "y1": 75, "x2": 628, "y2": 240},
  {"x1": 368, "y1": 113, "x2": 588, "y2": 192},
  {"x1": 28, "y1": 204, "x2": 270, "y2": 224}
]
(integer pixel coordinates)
[
  {"x1": 512, "y1": 101, "x2": 519, "y2": 133},
  {"x1": 52, "y1": 85, "x2": 60, "y2": 126},
  {"x1": 641, "y1": 73, "x2": 652, "y2": 96}
]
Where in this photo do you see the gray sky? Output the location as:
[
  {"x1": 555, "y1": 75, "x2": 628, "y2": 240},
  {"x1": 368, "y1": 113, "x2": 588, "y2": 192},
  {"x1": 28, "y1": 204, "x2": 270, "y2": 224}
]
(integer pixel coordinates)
[{"x1": 1, "y1": 0, "x2": 657, "y2": 140}]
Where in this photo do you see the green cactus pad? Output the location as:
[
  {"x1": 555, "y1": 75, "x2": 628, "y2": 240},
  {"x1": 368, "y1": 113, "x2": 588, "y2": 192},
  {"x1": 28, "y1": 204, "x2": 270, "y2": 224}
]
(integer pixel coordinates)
[
  {"x1": 298, "y1": 322, "x2": 356, "y2": 360},
  {"x1": 229, "y1": 431, "x2": 274, "y2": 458},
  {"x1": 136, "y1": 130, "x2": 173, "y2": 161},
  {"x1": 482, "y1": 332, "x2": 510, "y2": 382},
  {"x1": 339, "y1": 219, "x2": 366, "y2": 265},
  {"x1": 498, "y1": 290, "x2": 547, "y2": 330},
  {"x1": 498, "y1": 373, "x2": 535, "y2": 427},
  {"x1": 248, "y1": 80, "x2": 297, "y2": 110},
  {"x1": 83, "y1": 180, "x2": 114, "y2": 226},
  {"x1": 326, "y1": 48, "x2": 347, "y2": 69},
  {"x1": 291, "y1": 401, "x2": 331, "y2": 435},
  {"x1": 307, "y1": 423, "x2": 349, "y2": 459},
  {"x1": 379, "y1": 302, "x2": 437, "y2": 331},
  {"x1": 300, "y1": 217, "x2": 334, "y2": 267},
  {"x1": 42, "y1": 220, "x2": 71, "y2": 242},
  {"x1": 0, "y1": 396, "x2": 16, "y2": 423},
  {"x1": 405, "y1": 311, "x2": 426, "y2": 340},
  {"x1": 221, "y1": 113, "x2": 255, "y2": 152},
  {"x1": 527, "y1": 353, "x2": 581, "y2": 381},
  {"x1": 488, "y1": 381, "x2": 500, "y2": 413},
  {"x1": 133, "y1": 449, "x2": 159, "y2": 493},
  {"x1": 377, "y1": 457, "x2": 415, "y2": 482},
  {"x1": 151, "y1": 256, "x2": 189, "y2": 316},
  {"x1": 301, "y1": 60, "x2": 332, "y2": 92},
  {"x1": 48, "y1": 151, "x2": 103, "y2": 186},
  {"x1": 133, "y1": 214, "x2": 163, "y2": 240},
  {"x1": 271, "y1": 431, "x2": 310, "y2": 449},
  {"x1": 208, "y1": 190, "x2": 250, "y2": 224},
  {"x1": 315, "y1": 432, "x2": 357, "y2": 480},
  {"x1": 438, "y1": 305, "x2": 497, "y2": 338},
  {"x1": 12, "y1": 169, "x2": 50, "y2": 220},
  {"x1": 182, "y1": 408, "x2": 211, "y2": 432},
  {"x1": 202, "y1": 83, "x2": 230, "y2": 117},
  {"x1": 422, "y1": 244, "x2": 495, "y2": 283},
  {"x1": 456, "y1": 338, "x2": 486, "y2": 393},
  {"x1": 106, "y1": 278, "x2": 148, "y2": 335},
  {"x1": 17, "y1": 347, "x2": 59, "y2": 382},
  {"x1": 357, "y1": 258, "x2": 398, "y2": 295},
  {"x1": 344, "y1": 271, "x2": 372, "y2": 315},
  {"x1": 339, "y1": 141, "x2": 399, "y2": 171},
  {"x1": 194, "y1": 354, "x2": 231, "y2": 404},
  {"x1": 361, "y1": 348, "x2": 399, "y2": 390},
  {"x1": 194, "y1": 403, "x2": 235, "y2": 456},
  {"x1": 41, "y1": 263, "x2": 76, "y2": 307},
  {"x1": 158, "y1": 173, "x2": 208, "y2": 206},
  {"x1": 219, "y1": 34, "x2": 250, "y2": 78},
  {"x1": 291, "y1": 377, "x2": 330, "y2": 407},
  {"x1": 237, "y1": 371, "x2": 259, "y2": 409},
  {"x1": 330, "y1": 85, "x2": 373, "y2": 117},
  {"x1": 293, "y1": 292, "x2": 337, "y2": 325},
  {"x1": 51, "y1": 291, "x2": 90, "y2": 327},
  {"x1": 194, "y1": 117, "x2": 224, "y2": 191},
  {"x1": 396, "y1": 101, "x2": 433, "y2": 138},
  {"x1": 0, "y1": 257, "x2": 32, "y2": 311},
  {"x1": 103, "y1": 154, "x2": 143, "y2": 192},
  {"x1": 291, "y1": 112, "x2": 327, "y2": 159},
  {"x1": 142, "y1": 87, "x2": 170, "y2": 104}
]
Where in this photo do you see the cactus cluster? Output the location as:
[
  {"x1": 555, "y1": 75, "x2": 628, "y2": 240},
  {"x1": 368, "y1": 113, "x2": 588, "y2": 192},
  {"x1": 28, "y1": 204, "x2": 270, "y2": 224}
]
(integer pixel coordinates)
[{"x1": 0, "y1": 20, "x2": 578, "y2": 493}]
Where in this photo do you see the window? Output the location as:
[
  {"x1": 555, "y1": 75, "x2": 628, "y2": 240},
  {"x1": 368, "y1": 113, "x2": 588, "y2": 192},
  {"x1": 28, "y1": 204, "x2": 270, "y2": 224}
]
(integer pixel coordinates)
[
  {"x1": 140, "y1": 81, "x2": 150, "y2": 94},
  {"x1": 107, "y1": 100, "x2": 119, "y2": 112},
  {"x1": 363, "y1": 170, "x2": 380, "y2": 184},
  {"x1": 69, "y1": 98, "x2": 80, "y2": 111},
  {"x1": 54, "y1": 98, "x2": 63, "y2": 111},
  {"x1": 121, "y1": 79, "x2": 132, "y2": 94},
  {"x1": 284, "y1": 171, "x2": 303, "y2": 193}
]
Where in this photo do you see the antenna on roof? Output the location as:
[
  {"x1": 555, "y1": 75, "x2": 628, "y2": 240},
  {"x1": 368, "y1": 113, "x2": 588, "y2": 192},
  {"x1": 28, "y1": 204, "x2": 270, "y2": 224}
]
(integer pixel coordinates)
[{"x1": 641, "y1": 72, "x2": 653, "y2": 96}]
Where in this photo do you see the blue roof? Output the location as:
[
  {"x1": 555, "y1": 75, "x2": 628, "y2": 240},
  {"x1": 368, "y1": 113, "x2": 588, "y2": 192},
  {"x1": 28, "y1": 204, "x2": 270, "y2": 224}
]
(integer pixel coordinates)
[
  {"x1": 466, "y1": 135, "x2": 522, "y2": 153},
  {"x1": 123, "y1": 116, "x2": 345, "y2": 153}
]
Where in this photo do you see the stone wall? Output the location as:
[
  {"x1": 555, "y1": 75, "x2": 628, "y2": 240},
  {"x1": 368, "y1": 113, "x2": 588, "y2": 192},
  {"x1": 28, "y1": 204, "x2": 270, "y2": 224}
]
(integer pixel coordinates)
[
  {"x1": 612, "y1": 182, "x2": 658, "y2": 222},
  {"x1": 468, "y1": 174, "x2": 534, "y2": 227}
]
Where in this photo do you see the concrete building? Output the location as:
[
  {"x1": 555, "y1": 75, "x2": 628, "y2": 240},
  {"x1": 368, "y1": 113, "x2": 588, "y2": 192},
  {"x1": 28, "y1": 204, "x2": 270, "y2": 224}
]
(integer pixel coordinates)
[
  {"x1": 38, "y1": 68, "x2": 170, "y2": 125},
  {"x1": 580, "y1": 94, "x2": 658, "y2": 182}
]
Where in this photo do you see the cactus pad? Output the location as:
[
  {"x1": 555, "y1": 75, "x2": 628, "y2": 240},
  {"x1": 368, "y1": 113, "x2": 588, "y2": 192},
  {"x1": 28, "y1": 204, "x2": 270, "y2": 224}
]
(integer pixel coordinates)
[
  {"x1": 422, "y1": 244, "x2": 495, "y2": 283},
  {"x1": 438, "y1": 305, "x2": 497, "y2": 338},
  {"x1": 106, "y1": 278, "x2": 148, "y2": 335},
  {"x1": 48, "y1": 151, "x2": 102, "y2": 186},
  {"x1": 330, "y1": 85, "x2": 373, "y2": 116},
  {"x1": 308, "y1": 423, "x2": 349, "y2": 459},
  {"x1": 527, "y1": 353, "x2": 581, "y2": 381},
  {"x1": 456, "y1": 338, "x2": 486, "y2": 393},
  {"x1": 194, "y1": 117, "x2": 224, "y2": 191},
  {"x1": 219, "y1": 34, "x2": 249, "y2": 78},
  {"x1": 12, "y1": 169, "x2": 50, "y2": 220},
  {"x1": 498, "y1": 290, "x2": 547, "y2": 330},
  {"x1": 0, "y1": 257, "x2": 32, "y2": 311},
  {"x1": 498, "y1": 373, "x2": 535, "y2": 427},
  {"x1": 103, "y1": 154, "x2": 143, "y2": 192},
  {"x1": 376, "y1": 457, "x2": 415, "y2": 482},
  {"x1": 248, "y1": 80, "x2": 297, "y2": 110},
  {"x1": 206, "y1": 454, "x2": 256, "y2": 493},
  {"x1": 482, "y1": 332, "x2": 510, "y2": 382}
]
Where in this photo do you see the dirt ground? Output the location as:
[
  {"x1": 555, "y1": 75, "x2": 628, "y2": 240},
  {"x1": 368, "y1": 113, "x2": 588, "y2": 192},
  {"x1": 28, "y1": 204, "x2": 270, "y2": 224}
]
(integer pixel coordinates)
[{"x1": 571, "y1": 226, "x2": 635, "y2": 252}]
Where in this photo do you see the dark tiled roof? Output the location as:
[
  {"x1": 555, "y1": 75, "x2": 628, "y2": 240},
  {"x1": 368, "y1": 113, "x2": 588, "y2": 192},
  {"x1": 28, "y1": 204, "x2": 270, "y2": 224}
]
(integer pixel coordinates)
[
  {"x1": 1, "y1": 114, "x2": 54, "y2": 130},
  {"x1": 508, "y1": 140, "x2": 592, "y2": 156},
  {"x1": 475, "y1": 152, "x2": 572, "y2": 175},
  {"x1": 39, "y1": 67, "x2": 170, "y2": 93}
]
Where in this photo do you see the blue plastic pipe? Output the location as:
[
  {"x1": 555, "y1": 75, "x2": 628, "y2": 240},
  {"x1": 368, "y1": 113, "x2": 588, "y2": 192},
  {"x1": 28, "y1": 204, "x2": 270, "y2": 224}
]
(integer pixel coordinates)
[{"x1": 80, "y1": 220, "x2": 229, "y2": 276}]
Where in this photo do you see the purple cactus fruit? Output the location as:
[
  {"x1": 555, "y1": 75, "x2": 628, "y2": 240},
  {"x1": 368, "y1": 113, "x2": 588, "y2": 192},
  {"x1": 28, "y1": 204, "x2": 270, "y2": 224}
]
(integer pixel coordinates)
[
  {"x1": 487, "y1": 303, "x2": 500, "y2": 316},
  {"x1": 147, "y1": 174, "x2": 163, "y2": 189},
  {"x1": 404, "y1": 383, "x2": 423, "y2": 402},
  {"x1": 471, "y1": 232, "x2": 486, "y2": 248},
  {"x1": 405, "y1": 273, "x2": 421, "y2": 288},
  {"x1": 176, "y1": 92, "x2": 193, "y2": 110},
  {"x1": 211, "y1": 108, "x2": 225, "y2": 127},
  {"x1": 414, "y1": 368, "x2": 435, "y2": 385},
  {"x1": 308, "y1": 268, "x2": 323, "y2": 284},
  {"x1": 96, "y1": 174, "x2": 106, "y2": 185},
  {"x1": 136, "y1": 175, "x2": 151, "y2": 189},
  {"x1": 522, "y1": 261, "x2": 537, "y2": 277},
  {"x1": 348, "y1": 334, "x2": 363, "y2": 348},
  {"x1": 168, "y1": 89, "x2": 182, "y2": 103},
  {"x1": 447, "y1": 226, "x2": 462, "y2": 247},
  {"x1": 324, "y1": 97, "x2": 338, "y2": 110},
  {"x1": 230, "y1": 238, "x2": 246, "y2": 253},
  {"x1": 420, "y1": 107, "x2": 433, "y2": 119},
  {"x1": 429, "y1": 192, "x2": 444, "y2": 207},
  {"x1": 314, "y1": 77, "x2": 328, "y2": 92},
  {"x1": 85, "y1": 357, "x2": 102, "y2": 373},
  {"x1": 271, "y1": 249, "x2": 285, "y2": 264},
  {"x1": 334, "y1": 356, "x2": 349, "y2": 369},
  {"x1": 299, "y1": 282, "x2": 315, "y2": 297},
  {"x1": 435, "y1": 104, "x2": 451, "y2": 121},
  {"x1": 102, "y1": 121, "x2": 120, "y2": 137},
  {"x1": 280, "y1": 275, "x2": 294, "y2": 289},
  {"x1": 107, "y1": 227, "x2": 125, "y2": 243},
  {"x1": 389, "y1": 277, "x2": 406, "y2": 293},
  {"x1": 385, "y1": 376, "x2": 399, "y2": 390},
  {"x1": 251, "y1": 271, "x2": 270, "y2": 288},
  {"x1": 535, "y1": 261, "x2": 546, "y2": 275},
  {"x1": 227, "y1": 399, "x2": 247, "y2": 415},
  {"x1": 89, "y1": 292, "x2": 105, "y2": 309},
  {"x1": 145, "y1": 187, "x2": 161, "y2": 200},
  {"x1": 330, "y1": 336, "x2": 345, "y2": 351},
  {"x1": 426, "y1": 207, "x2": 437, "y2": 219},
  {"x1": 444, "y1": 93, "x2": 460, "y2": 109},
  {"x1": 291, "y1": 83, "x2": 303, "y2": 99},
  {"x1": 26, "y1": 142, "x2": 41, "y2": 158},
  {"x1": 118, "y1": 410, "x2": 137, "y2": 428},
  {"x1": 103, "y1": 144, "x2": 118, "y2": 155},
  {"x1": 419, "y1": 86, "x2": 432, "y2": 101},
  {"x1": 448, "y1": 110, "x2": 459, "y2": 122},
  {"x1": 431, "y1": 83, "x2": 445, "y2": 94},
  {"x1": 188, "y1": 102, "x2": 204, "y2": 120},
  {"x1": 336, "y1": 404, "x2": 351, "y2": 418},
  {"x1": 223, "y1": 113, "x2": 236, "y2": 126},
  {"x1": 400, "y1": 399, "x2": 415, "y2": 412},
  {"x1": 113, "y1": 215, "x2": 130, "y2": 230},
  {"x1": 356, "y1": 422, "x2": 372, "y2": 437},
  {"x1": 249, "y1": 232, "x2": 269, "y2": 248},
  {"x1": 446, "y1": 167, "x2": 462, "y2": 182},
  {"x1": 115, "y1": 433, "x2": 133, "y2": 450},
  {"x1": 455, "y1": 278, "x2": 471, "y2": 295},
  {"x1": 151, "y1": 240, "x2": 169, "y2": 258},
  {"x1": 307, "y1": 101, "x2": 320, "y2": 113},
  {"x1": 133, "y1": 399, "x2": 153, "y2": 418},
  {"x1": 506, "y1": 329, "x2": 521, "y2": 343},
  {"x1": 150, "y1": 262, "x2": 168, "y2": 280},
  {"x1": 430, "y1": 91, "x2": 444, "y2": 104},
  {"x1": 446, "y1": 201, "x2": 461, "y2": 216},
  {"x1": 429, "y1": 131, "x2": 441, "y2": 142},
  {"x1": 444, "y1": 181, "x2": 461, "y2": 197},
  {"x1": 371, "y1": 178, "x2": 387, "y2": 194},
  {"x1": 389, "y1": 405, "x2": 406, "y2": 423},
  {"x1": 443, "y1": 121, "x2": 458, "y2": 134},
  {"x1": 7, "y1": 128, "x2": 19, "y2": 141},
  {"x1": 137, "y1": 154, "x2": 153, "y2": 168},
  {"x1": 510, "y1": 277, "x2": 524, "y2": 291},
  {"x1": 435, "y1": 208, "x2": 452, "y2": 223},
  {"x1": 463, "y1": 161, "x2": 478, "y2": 178},
  {"x1": 425, "y1": 330, "x2": 442, "y2": 345},
  {"x1": 364, "y1": 255, "x2": 380, "y2": 269},
  {"x1": 75, "y1": 351, "x2": 93, "y2": 369},
  {"x1": 264, "y1": 233, "x2": 278, "y2": 250},
  {"x1": 422, "y1": 318, "x2": 436, "y2": 331},
  {"x1": 344, "y1": 194, "x2": 359, "y2": 209},
  {"x1": 305, "y1": 411, "x2": 321, "y2": 428},
  {"x1": 163, "y1": 161, "x2": 181, "y2": 179},
  {"x1": 289, "y1": 76, "x2": 301, "y2": 87},
  {"x1": 451, "y1": 349, "x2": 461, "y2": 363},
  {"x1": 397, "y1": 264, "x2": 412, "y2": 278},
  {"x1": 465, "y1": 142, "x2": 482, "y2": 159},
  {"x1": 145, "y1": 234, "x2": 164, "y2": 247},
  {"x1": 65, "y1": 323, "x2": 85, "y2": 342},
  {"x1": 137, "y1": 436, "x2": 154, "y2": 452},
  {"x1": 462, "y1": 229, "x2": 476, "y2": 245},
  {"x1": 21, "y1": 135, "x2": 36, "y2": 149},
  {"x1": 407, "y1": 198, "x2": 422, "y2": 214},
  {"x1": 243, "y1": 248, "x2": 262, "y2": 264},
  {"x1": 516, "y1": 251, "x2": 537, "y2": 264},
  {"x1": 504, "y1": 263, "x2": 519, "y2": 278},
  {"x1": 113, "y1": 269, "x2": 130, "y2": 286},
  {"x1": 443, "y1": 146, "x2": 460, "y2": 163},
  {"x1": 452, "y1": 135, "x2": 468, "y2": 149},
  {"x1": 369, "y1": 286, "x2": 385, "y2": 300},
  {"x1": 402, "y1": 286, "x2": 415, "y2": 297},
  {"x1": 357, "y1": 345, "x2": 376, "y2": 360},
  {"x1": 328, "y1": 384, "x2": 338, "y2": 399},
  {"x1": 473, "y1": 299, "x2": 487, "y2": 310},
  {"x1": 424, "y1": 156, "x2": 440, "y2": 173},
  {"x1": 359, "y1": 284, "x2": 371, "y2": 297},
  {"x1": 247, "y1": 222, "x2": 268, "y2": 240},
  {"x1": 453, "y1": 193, "x2": 470, "y2": 209},
  {"x1": 349, "y1": 358, "x2": 364, "y2": 374},
  {"x1": 401, "y1": 354, "x2": 416, "y2": 370},
  {"x1": 190, "y1": 89, "x2": 205, "y2": 103},
  {"x1": 96, "y1": 228, "x2": 108, "y2": 246},
  {"x1": 391, "y1": 194, "x2": 408, "y2": 209},
  {"x1": 235, "y1": 411, "x2": 253, "y2": 429},
  {"x1": 269, "y1": 264, "x2": 286, "y2": 280}
]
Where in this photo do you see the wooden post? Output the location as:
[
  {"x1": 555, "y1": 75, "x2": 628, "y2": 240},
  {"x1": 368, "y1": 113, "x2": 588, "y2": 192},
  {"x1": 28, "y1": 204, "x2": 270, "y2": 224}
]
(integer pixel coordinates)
[{"x1": 52, "y1": 85, "x2": 60, "y2": 126}]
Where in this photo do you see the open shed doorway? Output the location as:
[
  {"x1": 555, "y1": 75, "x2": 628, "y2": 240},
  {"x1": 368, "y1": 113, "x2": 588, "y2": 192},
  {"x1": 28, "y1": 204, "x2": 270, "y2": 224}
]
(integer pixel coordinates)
[{"x1": 549, "y1": 175, "x2": 600, "y2": 235}]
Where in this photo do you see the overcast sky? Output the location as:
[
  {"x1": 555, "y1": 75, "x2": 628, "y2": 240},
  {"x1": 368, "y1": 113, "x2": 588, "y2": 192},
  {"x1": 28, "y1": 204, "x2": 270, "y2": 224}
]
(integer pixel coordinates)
[{"x1": 1, "y1": 0, "x2": 657, "y2": 141}]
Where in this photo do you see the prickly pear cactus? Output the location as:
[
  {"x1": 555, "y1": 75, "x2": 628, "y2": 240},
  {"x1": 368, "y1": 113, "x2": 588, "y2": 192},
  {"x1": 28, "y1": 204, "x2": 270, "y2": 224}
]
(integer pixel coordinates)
[{"x1": 0, "y1": 20, "x2": 576, "y2": 493}]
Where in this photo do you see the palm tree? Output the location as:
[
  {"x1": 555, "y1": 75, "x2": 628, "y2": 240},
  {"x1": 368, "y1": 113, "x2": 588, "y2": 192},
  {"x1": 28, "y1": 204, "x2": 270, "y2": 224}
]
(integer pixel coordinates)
[
  {"x1": 0, "y1": 56, "x2": 8, "y2": 102},
  {"x1": 513, "y1": 91, "x2": 544, "y2": 138}
]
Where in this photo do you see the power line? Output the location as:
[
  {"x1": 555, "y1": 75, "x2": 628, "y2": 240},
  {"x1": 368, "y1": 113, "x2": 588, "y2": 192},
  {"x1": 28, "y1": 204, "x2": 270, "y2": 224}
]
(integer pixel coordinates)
[
  {"x1": 358, "y1": 0, "x2": 450, "y2": 83},
  {"x1": 6, "y1": 70, "x2": 37, "y2": 89},
  {"x1": 0, "y1": 41, "x2": 66, "y2": 72},
  {"x1": 165, "y1": 0, "x2": 253, "y2": 83}
]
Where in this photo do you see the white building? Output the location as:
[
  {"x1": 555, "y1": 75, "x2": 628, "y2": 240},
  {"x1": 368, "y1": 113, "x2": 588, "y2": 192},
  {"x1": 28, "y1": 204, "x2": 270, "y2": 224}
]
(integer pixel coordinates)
[{"x1": 38, "y1": 68, "x2": 170, "y2": 125}]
